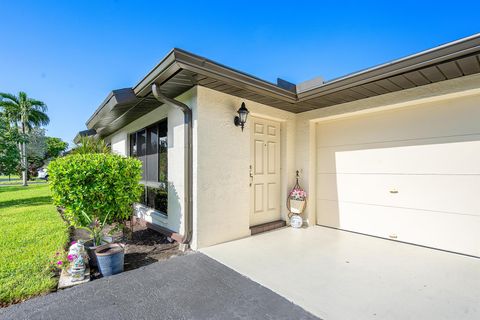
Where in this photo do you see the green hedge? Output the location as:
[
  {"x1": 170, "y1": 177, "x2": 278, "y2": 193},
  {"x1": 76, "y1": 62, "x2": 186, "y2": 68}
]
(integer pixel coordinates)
[{"x1": 48, "y1": 153, "x2": 143, "y2": 226}]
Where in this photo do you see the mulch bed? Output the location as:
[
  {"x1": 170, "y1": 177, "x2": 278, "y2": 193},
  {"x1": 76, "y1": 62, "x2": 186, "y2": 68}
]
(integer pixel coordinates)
[{"x1": 70, "y1": 219, "x2": 186, "y2": 278}]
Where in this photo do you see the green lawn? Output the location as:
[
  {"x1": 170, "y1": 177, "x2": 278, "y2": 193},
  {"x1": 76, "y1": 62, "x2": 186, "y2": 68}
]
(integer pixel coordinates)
[
  {"x1": 0, "y1": 175, "x2": 47, "y2": 185},
  {"x1": 0, "y1": 184, "x2": 68, "y2": 306},
  {"x1": 0, "y1": 175, "x2": 21, "y2": 185}
]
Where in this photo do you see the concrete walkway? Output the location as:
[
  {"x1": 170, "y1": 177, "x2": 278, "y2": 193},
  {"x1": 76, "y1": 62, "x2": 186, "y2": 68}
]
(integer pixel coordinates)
[
  {"x1": 0, "y1": 253, "x2": 317, "y2": 320},
  {"x1": 201, "y1": 226, "x2": 480, "y2": 320}
]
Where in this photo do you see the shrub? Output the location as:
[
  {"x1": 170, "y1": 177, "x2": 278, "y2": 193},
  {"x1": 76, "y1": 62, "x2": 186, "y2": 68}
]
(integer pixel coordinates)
[{"x1": 48, "y1": 153, "x2": 143, "y2": 227}]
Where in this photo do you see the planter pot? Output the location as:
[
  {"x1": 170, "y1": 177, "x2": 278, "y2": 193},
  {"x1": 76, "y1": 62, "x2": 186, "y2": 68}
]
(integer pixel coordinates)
[
  {"x1": 84, "y1": 240, "x2": 100, "y2": 267},
  {"x1": 289, "y1": 199, "x2": 306, "y2": 214},
  {"x1": 95, "y1": 243, "x2": 124, "y2": 277},
  {"x1": 84, "y1": 237, "x2": 113, "y2": 267}
]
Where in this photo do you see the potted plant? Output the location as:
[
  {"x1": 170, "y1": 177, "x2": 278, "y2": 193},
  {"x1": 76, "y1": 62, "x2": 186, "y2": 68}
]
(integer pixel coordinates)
[
  {"x1": 289, "y1": 188, "x2": 307, "y2": 214},
  {"x1": 79, "y1": 212, "x2": 126, "y2": 275},
  {"x1": 95, "y1": 243, "x2": 125, "y2": 276},
  {"x1": 78, "y1": 212, "x2": 112, "y2": 267},
  {"x1": 287, "y1": 171, "x2": 307, "y2": 228}
]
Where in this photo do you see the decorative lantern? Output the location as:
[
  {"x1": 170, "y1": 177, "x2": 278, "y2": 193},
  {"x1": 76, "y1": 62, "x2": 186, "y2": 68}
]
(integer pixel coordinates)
[
  {"x1": 287, "y1": 170, "x2": 307, "y2": 228},
  {"x1": 234, "y1": 102, "x2": 249, "y2": 131}
]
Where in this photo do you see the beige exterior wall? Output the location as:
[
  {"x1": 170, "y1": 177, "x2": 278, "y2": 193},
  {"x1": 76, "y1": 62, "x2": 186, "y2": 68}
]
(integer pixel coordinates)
[
  {"x1": 104, "y1": 88, "x2": 198, "y2": 235},
  {"x1": 102, "y1": 73, "x2": 480, "y2": 253},
  {"x1": 194, "y1": 86, "x2": 296, "y2": 249},
  {"x1": 103, "y1": 85, "x2": 297, "y2": 250}
]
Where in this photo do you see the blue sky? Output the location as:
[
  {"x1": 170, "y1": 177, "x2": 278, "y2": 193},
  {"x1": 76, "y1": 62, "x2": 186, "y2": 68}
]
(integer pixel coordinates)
[{"x1": 1, "y1": 0, "x2": 478, "y2": 144}]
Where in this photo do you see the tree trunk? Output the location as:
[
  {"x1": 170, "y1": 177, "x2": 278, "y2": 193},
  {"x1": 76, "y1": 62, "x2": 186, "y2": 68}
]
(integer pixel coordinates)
[{"x1": 21, "y1": 122, "x2": 27, "y2": 187}]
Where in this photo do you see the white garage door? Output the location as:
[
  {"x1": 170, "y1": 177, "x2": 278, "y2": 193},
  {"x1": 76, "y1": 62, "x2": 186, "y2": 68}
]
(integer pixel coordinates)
[{"x1": 316, "y1": 94, "x2": 480, "y2": 257}]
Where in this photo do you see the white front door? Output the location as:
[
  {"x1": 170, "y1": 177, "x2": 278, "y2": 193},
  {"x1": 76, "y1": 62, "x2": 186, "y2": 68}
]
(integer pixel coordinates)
[{"x1": 250, "y1": 117, "x2": 281, "y2": 226}]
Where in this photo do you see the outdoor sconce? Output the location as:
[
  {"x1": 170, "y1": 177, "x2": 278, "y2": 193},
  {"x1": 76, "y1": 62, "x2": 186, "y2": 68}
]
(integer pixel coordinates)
[{"x1": 234, "y1": 102, "x2": 249, "y2": 131}]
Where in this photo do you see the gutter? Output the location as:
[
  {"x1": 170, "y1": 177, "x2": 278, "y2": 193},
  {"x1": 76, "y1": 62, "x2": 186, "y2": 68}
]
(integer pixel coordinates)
[{"x1": 151, "y1": 83, "x2": 193, "y2": 247}]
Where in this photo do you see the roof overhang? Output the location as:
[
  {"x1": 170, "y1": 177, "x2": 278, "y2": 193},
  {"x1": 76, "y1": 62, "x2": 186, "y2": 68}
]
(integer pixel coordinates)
[
  {"x1": 85, "y1": 33, "x2": 480, "y2": 138},
  {"x1": 297, "y1": 33, "x2": 480, "y2": 107},
  {"x1": 73, "y1": 128, "x2": 97, "y2": 144}
]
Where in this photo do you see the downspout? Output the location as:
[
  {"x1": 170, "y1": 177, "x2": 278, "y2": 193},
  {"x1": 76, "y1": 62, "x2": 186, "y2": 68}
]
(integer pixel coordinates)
[{"x1": 152, "y1": 83, "x2": 193, "y2": 246}]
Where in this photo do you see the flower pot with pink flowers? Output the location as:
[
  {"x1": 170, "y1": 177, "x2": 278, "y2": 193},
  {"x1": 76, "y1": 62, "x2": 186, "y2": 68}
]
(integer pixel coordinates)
[{"x1": 287, "y1": 171, "x2": 307, "y2": 228}]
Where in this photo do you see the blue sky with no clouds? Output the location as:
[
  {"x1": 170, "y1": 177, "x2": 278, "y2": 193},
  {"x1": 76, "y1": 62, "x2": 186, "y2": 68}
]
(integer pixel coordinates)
[{"x1": 0, "y1": 0, "x2": 478, "y2": 144}]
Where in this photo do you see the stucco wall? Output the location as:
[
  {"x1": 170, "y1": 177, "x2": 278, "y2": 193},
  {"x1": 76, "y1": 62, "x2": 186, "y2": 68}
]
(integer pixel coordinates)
[
  {"x1": 101, "y1": 73, "x2": 480, "y2": 251},
  {"x1": 104, "y1": 88, "x2": 197, "y2": 235},
  {"x1": 194, "y1": 86, "x2": 296, "y2": 249}
]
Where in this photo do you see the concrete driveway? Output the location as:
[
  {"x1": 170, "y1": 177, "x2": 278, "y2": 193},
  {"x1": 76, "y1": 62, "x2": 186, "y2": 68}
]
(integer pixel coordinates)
[
  {"x1": 201, "y1": 226, "x2": 480, "y2": 320},
  {"x1": 0, "y1": 253, "x2": 317, "y2": 320}
]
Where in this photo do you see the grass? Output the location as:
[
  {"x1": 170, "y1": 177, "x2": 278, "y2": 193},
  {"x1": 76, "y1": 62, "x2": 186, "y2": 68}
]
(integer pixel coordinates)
[
  {"x1": 0, "y1": 175, "x2": 47, "y2": 185},
  {"x1": 0, "y1": 184, "x2": 68, "y2": 306},
  {"x1": 0, "y1": 175, "x2": 21, "y2": 185}
]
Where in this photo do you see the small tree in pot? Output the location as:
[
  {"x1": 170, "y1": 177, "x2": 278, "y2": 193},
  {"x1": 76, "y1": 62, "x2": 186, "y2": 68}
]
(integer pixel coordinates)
[
  {"x1": 76, "y1": 212, "x2": 111, "y2": 266},
  {"x1": 49, "y1": 153, "x2": 143, "y2": 272}
]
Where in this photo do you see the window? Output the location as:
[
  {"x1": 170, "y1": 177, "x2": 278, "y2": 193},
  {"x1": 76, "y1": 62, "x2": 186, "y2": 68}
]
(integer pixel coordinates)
[{"x1": 129, "y1": 119, "x2": 168, "y2": 214}]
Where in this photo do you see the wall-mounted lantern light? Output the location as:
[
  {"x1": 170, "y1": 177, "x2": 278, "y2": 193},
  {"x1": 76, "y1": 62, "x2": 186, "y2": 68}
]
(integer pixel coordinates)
[{"x1": 234, "y1": 102, "x2": 249, "y2": 131}]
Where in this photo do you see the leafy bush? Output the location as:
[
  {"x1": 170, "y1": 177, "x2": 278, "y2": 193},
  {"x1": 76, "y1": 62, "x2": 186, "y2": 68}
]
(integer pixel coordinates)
[{"x1": 48, "y1": 153, "x2": 143, "y2": 226}]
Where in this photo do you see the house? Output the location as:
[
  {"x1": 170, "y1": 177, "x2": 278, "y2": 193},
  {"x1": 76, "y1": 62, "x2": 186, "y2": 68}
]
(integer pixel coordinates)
[{"x1": 76, "y1": 34, "x2": 480, "y2": 255}]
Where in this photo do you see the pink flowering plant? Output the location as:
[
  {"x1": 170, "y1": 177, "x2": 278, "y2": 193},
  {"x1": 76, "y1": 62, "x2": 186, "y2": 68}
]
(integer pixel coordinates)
[
  {"x1": 289, "y1": 188, "x2": 307, "y2": 201},
  {"x1": 67, "y1": 253, "x2": 78, "y2": 263},
  {"x1": 49, "y1": 241, "x2": 79, "y2": 272},
  {"x1": 49, "y1": 250, "x2": 67, "y2": 272}
]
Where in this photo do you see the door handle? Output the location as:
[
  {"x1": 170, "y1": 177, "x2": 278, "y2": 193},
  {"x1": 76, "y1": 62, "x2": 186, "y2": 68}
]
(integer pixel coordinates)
[{"x1": 249, "y1": 165, "x2": 253, "y2": 187}]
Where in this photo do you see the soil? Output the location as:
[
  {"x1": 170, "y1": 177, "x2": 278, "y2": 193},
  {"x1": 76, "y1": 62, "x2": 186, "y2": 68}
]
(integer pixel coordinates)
[
  {"x1": 71, "y1": 220, "x2": 186, "y2": 276},
  {"x1": 123, "y1": 225, "x2": 186, "y2": 271}
]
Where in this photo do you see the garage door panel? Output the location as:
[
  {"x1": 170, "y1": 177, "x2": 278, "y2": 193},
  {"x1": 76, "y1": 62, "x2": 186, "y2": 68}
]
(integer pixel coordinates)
[
  {"x1": 316, "y1": 95, "x2": 480, "y2": 147},
  {"x1": 316, "y1": 94, "x2": 480, "y2": 256},
  {"x1": 317, "y1": 173, "x2": 480, "y2": 216},
  {"x1": 317, "y1": 200, "x2": 480, "y2": 256},
  {"x1": 317, "y1": 136, "x2": 480, "y2": 175}
]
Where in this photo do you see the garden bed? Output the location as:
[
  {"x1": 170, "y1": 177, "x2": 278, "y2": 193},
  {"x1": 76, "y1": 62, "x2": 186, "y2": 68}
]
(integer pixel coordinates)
[{"x1": 70, "y1": 221, "x2": 185, "y2": 278}]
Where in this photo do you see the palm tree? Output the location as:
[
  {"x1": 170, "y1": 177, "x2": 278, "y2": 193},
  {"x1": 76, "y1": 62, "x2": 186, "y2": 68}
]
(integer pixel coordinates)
[{"x1": 0, "y1": 92, "x2": 49, "y2": 186}]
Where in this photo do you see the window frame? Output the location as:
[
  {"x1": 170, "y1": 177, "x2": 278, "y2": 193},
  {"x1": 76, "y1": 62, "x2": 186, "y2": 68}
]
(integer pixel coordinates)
[{"x1": 129, "y1": 118, "x2": 168, "y2": 216}]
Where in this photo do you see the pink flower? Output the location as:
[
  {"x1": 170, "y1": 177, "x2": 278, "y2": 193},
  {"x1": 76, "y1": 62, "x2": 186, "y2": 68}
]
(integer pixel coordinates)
[
  {"x1": 71, "y1": 241, "x2": 77, "y2": 245},
  {"x1": 67, "y1": 254, "x2": 76, "y2": 262},
  {"x1": 57, "y1": 261, "x2": 63, "y2": 266},
  {"x1": 290, "y1": 188, "x2": 307, "y2": 200}
]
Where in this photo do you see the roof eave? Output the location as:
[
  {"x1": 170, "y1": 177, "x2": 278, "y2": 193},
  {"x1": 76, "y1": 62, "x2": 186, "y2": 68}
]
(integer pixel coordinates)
[
  {"x1": 73, "y1": 128, "x2": 97, "y2": 144},
  {"x1": 297, "y1": 33, "x2": 480, "y2": 101},
  {"x1": 133, "y1": 48, "x2": 297, "y2": 102},
  {"x1": 86, "y1": 88, "x2": 138, "y2": 129}
]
